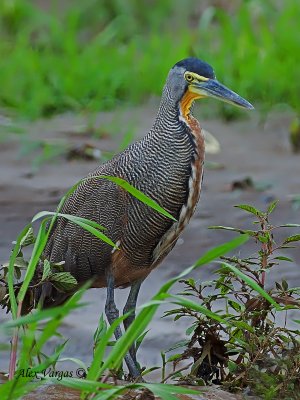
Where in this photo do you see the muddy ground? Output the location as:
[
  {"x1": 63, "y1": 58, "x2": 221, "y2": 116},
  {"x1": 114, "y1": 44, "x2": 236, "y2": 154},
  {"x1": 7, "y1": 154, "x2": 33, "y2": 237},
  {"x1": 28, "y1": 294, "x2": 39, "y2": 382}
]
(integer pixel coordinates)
[{"x1": 0, "y1": 103, "x2": 299, "y2": 392}]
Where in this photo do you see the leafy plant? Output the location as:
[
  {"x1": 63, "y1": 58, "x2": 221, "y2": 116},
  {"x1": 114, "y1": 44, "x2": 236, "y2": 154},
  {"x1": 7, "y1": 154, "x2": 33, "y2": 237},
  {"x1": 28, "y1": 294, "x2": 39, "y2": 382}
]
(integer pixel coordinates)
[
  {"x1": 0, "y1": 231, "x2": 248, "y2": 399},
  {"x1": 164, "y1": 202, "x2": 300, "y2": 399},
  {"x1": 0, "y1": 172, "x2": 248, "y2": 399}
]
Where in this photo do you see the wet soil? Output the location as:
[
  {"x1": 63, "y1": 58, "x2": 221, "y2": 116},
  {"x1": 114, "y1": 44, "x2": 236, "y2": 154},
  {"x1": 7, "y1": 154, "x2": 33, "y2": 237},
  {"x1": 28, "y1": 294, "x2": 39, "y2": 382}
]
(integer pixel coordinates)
[{"x1": 0, "y1": 103, "x2": 299, "y2": 398}]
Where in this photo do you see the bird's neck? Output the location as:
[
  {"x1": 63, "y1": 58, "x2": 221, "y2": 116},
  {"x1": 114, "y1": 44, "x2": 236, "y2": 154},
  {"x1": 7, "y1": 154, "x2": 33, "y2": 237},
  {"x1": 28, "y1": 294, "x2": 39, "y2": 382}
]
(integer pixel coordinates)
[
  {"x1": 152, "y1": 86, "x2": 204, "y2": 147},
  {"x1": 178, "y1": 90, "x2": 203, "y2": 125}
]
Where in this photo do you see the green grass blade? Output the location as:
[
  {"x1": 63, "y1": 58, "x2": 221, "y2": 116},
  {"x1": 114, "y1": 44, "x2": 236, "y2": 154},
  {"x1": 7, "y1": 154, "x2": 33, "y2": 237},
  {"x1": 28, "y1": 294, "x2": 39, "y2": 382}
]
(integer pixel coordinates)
[
  {"x1": 1, "y1": 304, "x2": 84, "y2": 330},
  {"x1": 159, "y1": 234, "x2": 249, "y2": 293},
  {"x1": 7, "y1": 224, "x2": 32, "y2": 319},
  {"x1": 32, "y1": 211, "x2": 107, "y2": 231},
  {"x1": 17, "y1": 218, "x2": 49, "y2": 303},
  {"x1": 98, "y1": 294, "x2": 166, "y2": 374},
  {"x1": 86, "y1": 313, "x2": 128, "y2": 381},
  {"x1": 221, "y1": 261, "x2": 282, "y2": 310},
  {"x1": 0, "y1": 380, "x2": 41, "y2": 400},
  {"x1": 169, "y1": 294, "x2": 232, "y2": 326},
  {"x1": 192, "y1": 234, "x2": 249, "y2": 268},
  {"x1": 57, "y1": 358, "x2": 88, "y2": 373},
  {"x1": 3, "y1": 284, "x2": 89, "y2": 330},
  {"x1": 47, "y1": 377, "x2": 113, "y2": 392},
  {"x1": 15, "y1": 193, "x2": 68, "y2": 305},
  {"x1": 103, "y1": 235, "x2": 248, "y2": 371},
  {"x1": 92, "y1": 384, "x2": 182, "y2": 400},
  {"x1": 88, "y1": 175, "x2": 177, "y2": 221},
  {"x1": 32, "y1": 211, "x2": 117, "y2": 248}
]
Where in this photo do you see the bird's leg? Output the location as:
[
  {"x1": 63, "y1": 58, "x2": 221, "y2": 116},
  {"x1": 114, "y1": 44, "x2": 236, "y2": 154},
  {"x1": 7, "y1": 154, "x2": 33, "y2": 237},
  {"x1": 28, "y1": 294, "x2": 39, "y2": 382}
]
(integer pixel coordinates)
[
  {"x1": 123, "y1": 280, "x2": 143, "y2": 363},
  {"x1": 105, "y1": 270, "x2": 141, "y2": 379}
]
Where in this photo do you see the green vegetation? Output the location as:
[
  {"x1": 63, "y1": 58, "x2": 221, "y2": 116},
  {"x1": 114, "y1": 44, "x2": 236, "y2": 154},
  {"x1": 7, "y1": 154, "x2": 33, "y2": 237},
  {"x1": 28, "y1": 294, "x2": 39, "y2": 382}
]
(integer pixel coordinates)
[
  {"x1": 163, "y1": 203, "x2": 300, "y2": 399},
  {"x1": 0, "y1": 175, "x2": 248, "y2": 399},
  {"x1": 0, "y1": 0, "x2": 299, "y2": 120},
  {"x1": 0, "y1": 174, "x2": 299, "y2": 398}
]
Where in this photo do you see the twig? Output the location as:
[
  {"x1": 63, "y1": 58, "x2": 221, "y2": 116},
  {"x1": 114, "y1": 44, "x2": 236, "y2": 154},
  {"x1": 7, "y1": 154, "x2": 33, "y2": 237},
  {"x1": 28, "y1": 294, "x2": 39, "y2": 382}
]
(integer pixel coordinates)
[
  {"x1": 8, "y1": 300, "x2": 23, "y2": 380},
  {"x1": 161, "y1": 362, "x2": 192, "y2": 383}
]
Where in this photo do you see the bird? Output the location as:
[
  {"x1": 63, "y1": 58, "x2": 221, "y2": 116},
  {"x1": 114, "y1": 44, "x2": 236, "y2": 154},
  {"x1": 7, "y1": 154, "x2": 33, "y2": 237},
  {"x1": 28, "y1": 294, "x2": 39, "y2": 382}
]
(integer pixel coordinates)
[{"x1": 34, "y1": 57, "x2": 253, "y2": 378}]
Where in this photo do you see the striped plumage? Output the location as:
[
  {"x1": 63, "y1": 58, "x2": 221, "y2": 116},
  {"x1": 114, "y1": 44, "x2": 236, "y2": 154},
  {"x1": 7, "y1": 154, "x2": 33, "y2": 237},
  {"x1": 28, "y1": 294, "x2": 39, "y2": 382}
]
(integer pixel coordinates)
[
  {"x1": 34, "y1": 58, "x2": 253, "y2": 378},
  {"x1": 40, "y1": 70, "x2": 205, "y2": 304}
]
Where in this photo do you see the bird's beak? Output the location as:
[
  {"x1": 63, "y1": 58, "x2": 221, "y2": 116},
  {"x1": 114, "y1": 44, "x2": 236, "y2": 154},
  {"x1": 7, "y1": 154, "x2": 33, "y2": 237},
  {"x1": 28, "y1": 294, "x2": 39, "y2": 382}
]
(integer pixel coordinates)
[{"x1": 191, "y1": 79, "x2": 254, "y2": 110}]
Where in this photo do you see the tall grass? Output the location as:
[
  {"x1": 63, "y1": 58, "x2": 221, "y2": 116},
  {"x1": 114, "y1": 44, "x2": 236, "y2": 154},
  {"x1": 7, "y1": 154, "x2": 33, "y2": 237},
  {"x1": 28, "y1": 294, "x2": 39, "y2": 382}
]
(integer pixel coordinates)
[{"x1": 0, "y1": 0, "x2": 299, "y2": 120}]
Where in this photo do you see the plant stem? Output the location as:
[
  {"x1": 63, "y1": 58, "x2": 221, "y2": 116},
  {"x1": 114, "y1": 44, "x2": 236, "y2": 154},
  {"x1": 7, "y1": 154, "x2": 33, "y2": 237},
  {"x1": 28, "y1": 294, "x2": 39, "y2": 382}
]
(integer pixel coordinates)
[
  {"x1": 161, "y1": 362, "x2": 192, "y2": 383},
  {"x1": 8, "y1": 300, "x2": 23, "y2": 380},
  {"x1": 260, "y1": 219, "x2": 268, "y2": 288}
]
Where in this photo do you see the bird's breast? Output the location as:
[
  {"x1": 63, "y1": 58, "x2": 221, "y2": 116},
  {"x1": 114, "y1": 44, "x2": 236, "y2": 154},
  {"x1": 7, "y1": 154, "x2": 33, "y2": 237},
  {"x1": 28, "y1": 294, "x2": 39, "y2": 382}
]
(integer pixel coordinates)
[{"x1": 152, "y1": 116, "x2": 205, "y2": 265}]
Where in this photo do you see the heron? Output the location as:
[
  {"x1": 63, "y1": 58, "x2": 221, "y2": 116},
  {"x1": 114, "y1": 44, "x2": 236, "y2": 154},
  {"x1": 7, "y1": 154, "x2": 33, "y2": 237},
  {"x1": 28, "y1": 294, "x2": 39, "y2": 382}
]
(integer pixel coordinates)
[{"x1": 35, "y1": 57, "x2": 253, "y2": 378}]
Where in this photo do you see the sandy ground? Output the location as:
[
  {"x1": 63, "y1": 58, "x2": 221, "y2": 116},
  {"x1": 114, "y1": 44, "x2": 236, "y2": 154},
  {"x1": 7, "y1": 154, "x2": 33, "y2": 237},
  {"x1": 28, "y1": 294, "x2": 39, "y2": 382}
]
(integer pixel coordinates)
[{"x1": 0, "y1": 103, "x2": 299, "y2": 382}]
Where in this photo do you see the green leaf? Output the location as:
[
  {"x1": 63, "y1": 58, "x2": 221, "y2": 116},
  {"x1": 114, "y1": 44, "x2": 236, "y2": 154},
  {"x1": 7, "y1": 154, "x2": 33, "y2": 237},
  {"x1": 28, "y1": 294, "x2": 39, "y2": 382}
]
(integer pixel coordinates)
[
  {"x1": 91, "y1": 175, "x2": 177, "y2": 221},
  {"x1": 274, "y1": 256, "x2": 293, "y2": 262},
  {"x1": 230, "y1": 320, "x2": 254, "y2": 332},
  {"x1": 283, "y1": 234, "x2": 300, "y2": 244},
  {"x1": 42, "y1": 259, "x2": 52, "y2": 281},
  {"x1": 54, "y1": 379, "x2": 199, "y2": 399},
  {"x1": 186, "y1": 325, "x2": 196, "y2": 335},
  {"x1": 46, "y1": 377, "x2": 112, "y2": 392},
  {"x1": 208, "y1": 225, "x2": 248, "y2": 234},
  {"x1": 267, "y1": 200, "x2": 278, "y2": 214},
  {"x1": 10, "y1": 257, "x2": 28, "y2": 269},
  {"x1": 90, "y1": 235, "x2": 248, "y2": 381},
  {"x1": 20, "y1": 226, "x2": 35, "y2": 248},
  {"x1": 57, "y1": 357, "x2": 88, "y2": 374},
  {"x1": 32, "y1": 211, "x2": 116, "y2": 248},
  {"x1": 2, "y1": 285, "x2": 89, "y2": 329},
  {"x1": 234, "y1": 204, "x2": 263, "y2": 217},
  {"x1": 193, "y1": 234, "x2": 249, "y2": 269},
  {"x1": 0, "y1": 381, "x2": 41, "y2": 400},
  {"x1": 228, "y1": 299, "x2": 242, "y2": 312},
  {"x1": 8, "y1": 224, "x2": 33, "y2": 318},
  {"x1": 34, "y1": 285, "x2": 90, "y2": 353},
  {"x1": 141, "y1": 366, "x2": 161, "y2": 376},
  {"x1": 136, "y1": 329, "x2": 149, "y2": 351},
  {"x1": 209, "y1": 227, "x2": 256, "y2": 237},
  {"x1": 209, "y1": 225, "x2": 238, "y2": 231},
  {"x1": 257, "y1": 235, "x2": 268, "y2": 243},
  {"x1": 86, "y1": 313, "x2": 128, "y2": 382},
  {"x1": 49, "y1": 272, "x2": 78, "y2": 291},
  {"x1": 282, "y1": 280, "x2": 288, "y2": 291},
  {"x1": 221, "y1": 262, "x2": 281, "y2": 311},
  {"x1": 17, "y1": 218, "x2": 51, "y2": 303},
  {"x1": 93, "y1": 313, "x2": 107, "y2": 345},
  {"x1": 280, "y1": 224, "x2": 300, "y2": 228},
  {"x1": 51, "y1": 261, "x2": 65, "y2": 272},
  {"x1": 228, "y1": 360, "x2": 238, "y2": 373},
  {"x1": 14, "y1": 266, "x2": 22, "y2": 280},
  {"x1": 167, "y1": 353, "x2": 182, "y2": 362},
  {"x1": 1, "y1": 304, "x2": 83, "y2": 330},
  {"x1": 169, "y1": 294, "x2": 232, "y2": 326},
  {"x1": 166, "y1": 340, "x2": 189, "y2": 352},
  {"x1": 32, "y1": 211, "x2": 106, "y2": 231}
]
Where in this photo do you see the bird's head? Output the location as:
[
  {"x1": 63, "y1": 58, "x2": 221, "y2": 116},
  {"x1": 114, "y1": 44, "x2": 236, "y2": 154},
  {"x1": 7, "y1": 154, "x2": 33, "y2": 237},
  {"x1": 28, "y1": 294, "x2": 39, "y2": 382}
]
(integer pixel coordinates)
[{"x1": 166, "y1": 57, "x2": 254, "y2": 118}]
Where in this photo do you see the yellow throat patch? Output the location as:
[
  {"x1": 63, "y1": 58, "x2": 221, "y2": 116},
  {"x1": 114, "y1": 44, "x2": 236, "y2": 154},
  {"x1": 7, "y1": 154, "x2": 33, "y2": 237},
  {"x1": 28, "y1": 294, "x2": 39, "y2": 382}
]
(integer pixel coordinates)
[{"x1": 180, "y1": 89, "x2": 202, "y2": 121}]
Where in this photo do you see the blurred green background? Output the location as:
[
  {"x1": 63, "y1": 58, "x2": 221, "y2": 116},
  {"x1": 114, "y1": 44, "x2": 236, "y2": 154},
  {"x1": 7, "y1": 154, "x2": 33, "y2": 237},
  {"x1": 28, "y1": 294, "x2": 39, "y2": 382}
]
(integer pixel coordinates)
[{"x1": 0, "y1": 0, "x2": 299, "y2": 120}]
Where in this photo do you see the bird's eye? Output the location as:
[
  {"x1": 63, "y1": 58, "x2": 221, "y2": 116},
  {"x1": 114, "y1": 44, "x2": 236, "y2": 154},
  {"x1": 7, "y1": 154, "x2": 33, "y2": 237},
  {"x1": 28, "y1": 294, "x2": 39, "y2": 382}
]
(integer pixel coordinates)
[{"x1": 185, "y1": 73, "x2": 194, "y2": 82}]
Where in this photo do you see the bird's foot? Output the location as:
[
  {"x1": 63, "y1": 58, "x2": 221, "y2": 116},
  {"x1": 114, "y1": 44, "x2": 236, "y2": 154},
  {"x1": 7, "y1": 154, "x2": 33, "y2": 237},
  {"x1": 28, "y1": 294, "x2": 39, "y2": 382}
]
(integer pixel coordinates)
[{"x1": 124, "y1": 353, "x2": 145, "y2": 382}]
